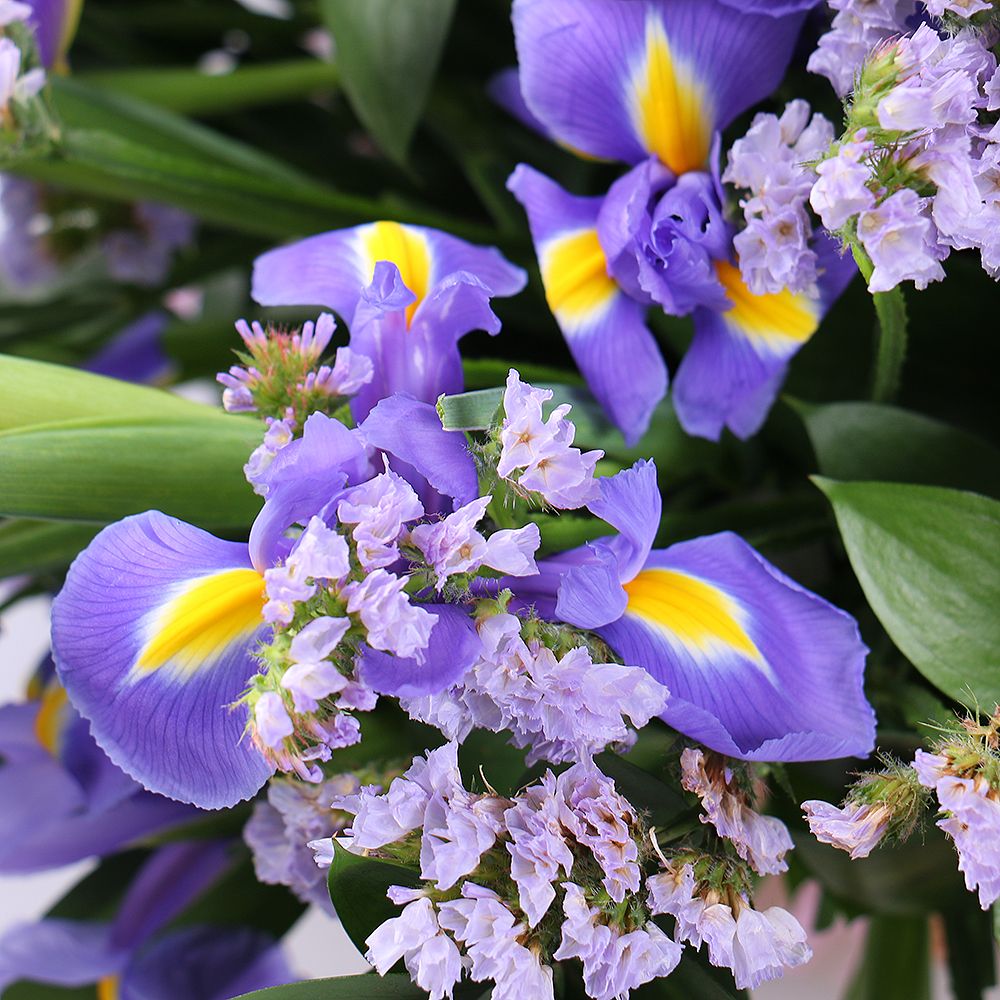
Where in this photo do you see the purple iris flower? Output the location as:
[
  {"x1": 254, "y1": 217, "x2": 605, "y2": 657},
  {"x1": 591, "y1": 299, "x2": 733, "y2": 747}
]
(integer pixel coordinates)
[
  {"x1": 0, "y1": 659, "x2": 196, "y2": 872},
  {"x1": 22, "y1": 0, "x2": 81, "y2": 68},
  {"x1": 504, "y1": 0, "x2": 856, "y2": 443},
  {"x1": 51, "y1": 407, "x2": 480, "y2": 809},
  {"x1": 84, "y1": 312, "x2": 175, "y2": 386},
  {"x1": 507, "y1": 461, "x2": 875, "y2": 762},
  {"x1": 0, "y1": 840, "x2": 294, "y2": 998}
]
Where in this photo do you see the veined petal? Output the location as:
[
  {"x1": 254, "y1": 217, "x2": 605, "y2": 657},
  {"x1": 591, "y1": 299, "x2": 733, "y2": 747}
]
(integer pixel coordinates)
[
  {"x1": 251, "y1": 222, "x2": 524, "y2": 328},
  {"x1": 512, "y1": 0, "x2": 806, "y2": 171},
  {"x1": 28, "y1": 0, "x2": 84, "y2": 69},
  {"x1": 673, "y1": 238, "x2": 855, "y2": 440},
  {"x1": 587, "y1": 459, "x2": 661, "y2": 582},
  {"x1": 508, "y1": 164, "x2": 667, "y2": 444},
  {"x1": 52, "y1": 512, "x2": 274, "y2": 809},
  {"x1": 598, "y1": 532, "x2": 874, "y2": 761}
]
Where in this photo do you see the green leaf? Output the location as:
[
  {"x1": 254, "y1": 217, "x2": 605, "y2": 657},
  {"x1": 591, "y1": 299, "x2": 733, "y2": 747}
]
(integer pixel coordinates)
[
  {"x1": 319, "y1": 0, "x2": 458, "y2": 165},
  {"x1": 941, "y1": 904, "x2": 997, "y2": 1000},
  {"x1": 436, "y1": 388, "x2": 502, "y2": 432},
  {"x1": 593, "y1": 751, "x2": 692, "y2": 834},
  {"x1": 235, "y1": 974, "x2": 488, "y2": 999},
  {"x1": 0, "y1": 417, "x2": 261, "y2": 530},
  {"x1": 0, "y1": 519, "x2": 100, "y2": 577},
  {"x1": 534, "y1": 514, "x2": 615, "y2": 557},
  {"x1": 796, "y1": 401, "x2": 1000, "y2": 499},
  {"x1": 632, "y1": 955, "x2": 745, "y2": 999},
  {"x1": 327, "y1": 841, "x2": 423, "y2": 957},
  {"x1": 844, "y1": 914, "x2": 930, "y2": 1000},
  {"x1": 814, "y1": 479, "x2": 1000, "y2": 706}
]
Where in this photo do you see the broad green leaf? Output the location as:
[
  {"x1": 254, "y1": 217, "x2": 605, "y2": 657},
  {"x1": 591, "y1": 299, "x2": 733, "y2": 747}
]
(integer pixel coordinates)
[
  {"x1": 327, "y1": 841, "x2": 422, "y2": 957},
  {"x1": 534, "y1": 514, "x2": 615, "y2": 557},
  {"x1": 79, "y1": 60, "x2": 340, "y2": 117},
  {"x1": 319, "y1": 0, "x2": 458, "y2": 165},
  {"x1": 941, "y1": 904, "x2": 997, "y2": 1000},
  {"x1": 437, "y1": 388, "x2": 502, "y2": 431},
  {"x1": 0, "y1": 417, "x2": 261, "y2": 529},
  {"x1": 844, "y1": 915, "x2": 930, "y2": 1000},
  {"x1": 236, "y1": 974, "x2": 487, "y2": 999},
  {"x1": 632, "y1": 956, "x2": 745, "y2": 999},
  {"x1": 814, "y1": 479, "x2": 1000, "y2": 706},
  {"x1": 796, "y1": 401, "x2": 1000, "y2": 498},
  {"x1": 2, "y1": 985, "x2": 97, "y2": 999},
  {"x1": 0, "y1": 519, "x2": 99, "y2": 577},
  {"x1": 0, "y1": 354, "x2": 217, "y2": 431}
]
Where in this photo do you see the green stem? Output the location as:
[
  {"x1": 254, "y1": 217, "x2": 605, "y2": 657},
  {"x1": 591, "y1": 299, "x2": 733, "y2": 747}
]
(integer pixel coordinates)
[{"x1": 851, "y1": 243, "x2": 909, "y2": 404}]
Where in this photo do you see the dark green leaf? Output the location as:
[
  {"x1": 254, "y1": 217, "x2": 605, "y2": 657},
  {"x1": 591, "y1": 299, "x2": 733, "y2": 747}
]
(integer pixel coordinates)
[
  {"x1": 319, "y1": 0, "x2": 458, "y2": 165},
  {"x1": 941, "y1": 904, "x2": 997, "y2": 1000},
  {"x1": 814, "y1": 479, "x2": 1000, "y2": 706},
  {"x1": 844, "y1": 914, "x2": 930, "y2": 1000},
  {"x1": 47, "y1": 849, "x2": 151, "y2": 921},
  {"x1": 0, "y1": 519, "x2": 99, "y2": 577},
  {"x1": 2, "y1": 984, "x2": 97, "y2": 999},
  {"x1": 327, "y1": 841, "x2": 422, "y2": 957},
  {"x1": 633, "y1": 954, "x2": 744, "y2": 999},
  {"x1": 534, "y1": 514, "x2": 615, "y2": 557},
  {"x1": 796, "y1": 401, "x2": 1000, "y2": 498},
  {"x1": 235, "y1": 973, "x2": 488, "y2": 999},
  {"x1": 0, "y1": 417, "x2": 261, "y2": 530},
  {"x1": 436, "y1": 388, "x2": 502, "y2": 432},
  {"x1": 593, "y1": 751, "x2": 692, "y2": 833}
]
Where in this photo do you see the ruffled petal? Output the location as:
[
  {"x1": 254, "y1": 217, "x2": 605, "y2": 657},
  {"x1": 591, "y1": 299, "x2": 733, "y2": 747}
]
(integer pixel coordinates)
[
  {"x1": 51, "y1": 512, "x2": 274, "y2": 809},
  {"x1": 554, "y1": 545, "x2": 628, "y2": 631},
  {"x1": 512, "y1": 0, "x2": 806, "y2": 172},
  {"x1": 597, "y1": 532, "x2": 875, "y2": 761},
  {"x1": 587, "y1": 459, "x2": 661, "y2": 582},
  {"x1": 360, "y1": 394, "x2": 479, "y2": 510},
  {"x1": 507, "y1": 165, "x2": 667, "y2": 445},
  {"x1": 252, "y1": 222, "x2": 524, "y2": 326},
  {"x1": 357, "y1": 603, "x2": 481, "y2": 698},
  {"x1": 673, "y1": 239, "x2": 855, "y2": 440}
]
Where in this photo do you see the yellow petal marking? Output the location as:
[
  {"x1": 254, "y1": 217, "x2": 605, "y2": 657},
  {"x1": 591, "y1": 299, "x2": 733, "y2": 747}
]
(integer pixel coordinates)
[
  {"x1": 359, "y1": 220, "x2": 431, "y2": 327},
  {"x1": 629, "y1": 16, "x2": 713, "y2": 176},
  {"x1": 540, "y1": 229, "x2": 617, "y2": 330},
  {"x1": 716, "y1": 260, "x2": 819, "y2": 347},
  {"x1": 624, "y1": 568, "x2": 761, "y2": 660},
  {"x1": 97, "y1": 975, "x2": 120, "y2": 1000},
  {"x1": 34, "y1": 683, "x2": 69, "y2": 756},
  {"x1": 133, "y1": 568, "x2": 265, "y2": 681}
]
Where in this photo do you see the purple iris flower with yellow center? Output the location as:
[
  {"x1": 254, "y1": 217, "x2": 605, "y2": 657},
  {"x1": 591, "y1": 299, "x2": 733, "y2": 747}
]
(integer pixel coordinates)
[
  {"x1": 514, "y1": 461, "x2": 875, "y2": 761},
  {"x1": 51, "y1": 225, "x2": 523, "y2": 810},
  {"x1": 505, "y1": 0, "x2": 854, "y2": 444}
]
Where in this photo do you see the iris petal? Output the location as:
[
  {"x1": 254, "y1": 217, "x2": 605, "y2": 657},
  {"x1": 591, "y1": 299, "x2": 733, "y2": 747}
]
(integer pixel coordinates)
[{"x1": 52, "y1": 512, "x2": 274, "y2": 809}]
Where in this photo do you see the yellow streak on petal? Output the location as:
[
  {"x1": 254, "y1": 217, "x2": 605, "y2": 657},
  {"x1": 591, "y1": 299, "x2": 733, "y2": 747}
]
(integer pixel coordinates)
[
  {"x1": 630, "y1": 16, "x2": 713, "y2": 176},
  {"x1": 716, "y1": 260, "x2": 819, "y2": 347},
  {"x1": 97, "y1": 975, "x2": 120, "y2": 1000},
  {"x1": 540, "y1": 229, "x2": 617, "y2": 330},
  {"x1": 359, "y1": 220, "x2": 431, "y2": 327},
  {"x1": 34, "y1": 683, "x2": 69, "y2": 756},
  {"x1": 134, "y1": 568, "x2": 265, "y2": 680},
  {"x1": 624, "y1": 568, "x2": 761, "y2": 660}
]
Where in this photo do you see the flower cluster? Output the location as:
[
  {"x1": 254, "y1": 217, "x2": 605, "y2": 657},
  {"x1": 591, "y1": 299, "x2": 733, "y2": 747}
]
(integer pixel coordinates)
[
  {"x1": 809, "y1": 22, "x2": 1000, "y2": 290},
  {"x1": 724, "y1": 100, "x2": 835, "y2": 295},
  {"x1": 316, "y1": 742, "x2": 810, "y2": 999},
  {"x1": 100, "y1": 201, "x2": 197, "y2": 287},
  {"x1": 0, "y1": 4, "x2": 44, "y2": 121}
]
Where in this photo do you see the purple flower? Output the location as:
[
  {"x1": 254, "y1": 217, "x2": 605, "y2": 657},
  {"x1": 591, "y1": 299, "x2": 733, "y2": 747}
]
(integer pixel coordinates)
[
  {"x1": 244, "y1": 418, "x2": 295, "y2": 495},
  {"x1": 102, "y1": 202, "x2": 196, "y2": 287},
  {"x1": 419, "y1": 787, "x2": 506, "y2": 891},
  {"x1": 253, "y1": 692, "x2": 294, "y2": 750},
  {"x1": 338, "y1": 467, "x2": 424, "y2": 570},
  {"x1": 857, "y1": 189, "x2": 947, "y2": 292},
  {"x1": 0, "y1": 2, "x2": 31, "y2": 26},
  {"x1": 302, "y1": 345, "x2": 373, "y2": 399},
  {"x1": 0, "y1": 35, "x2": 44, "y2": 112},
  {"x1": 342, "y1": 569, "x2": 436, "y2": 659},
  {"x1": 280, "y1": 616, "x2": 351, "y2": 712},
  {"x1": 802, "y1": 799, "x2": 891, "y2": 859},
  {"x1": 809, "y1": 138, "x2": 877, "y2": 231}
]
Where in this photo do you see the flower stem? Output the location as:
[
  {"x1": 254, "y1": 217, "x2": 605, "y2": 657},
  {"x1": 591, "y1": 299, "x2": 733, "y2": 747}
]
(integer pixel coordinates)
[{"x1": 851, "y1": 243, "x2": 909, "y2": 404}]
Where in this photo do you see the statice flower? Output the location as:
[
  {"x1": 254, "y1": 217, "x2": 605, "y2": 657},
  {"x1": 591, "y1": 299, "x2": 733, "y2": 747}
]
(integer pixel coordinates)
[
  {"x1": 341, "y1": 569, "x2": 436, "y2": 660},
  {"x1": 680, "y1": 748, "x2": 793, "y2": 876},
  {"x1": 399, "y1": 611, "x2": 669, "y2": 765},
  {"x1": 281, "y1": 616, "x2": 352, "y2": 713},
  {"x1": 0, "y1": 2, "x2": 31, "y2": 25},
  {"x1": 0, "y1": 175, "x2": 56, "y2": 289},
  {"x1": 337, "y1": 467, "x2": 424, "y2": 570},
  {"x1": 244, "y1": 416, "x2": 295, "y2": 494},
  {"x1": 496, "y1": 370, "x2": 602, "y2": 510},
  {"x1": 724, "y1": 100, "x2": 835, "y2": 295},
  {"x1": 408, "y1": 496, "x2": 540, "y2": 590},
  {"x1": 802, "y1": 800, "x2": 891, "y2": 859},
  {"x1": 101, "y1": 202, "x2": 197, "y2": 286},
  {"x1": 244, "y1": 774, "x2": 360, "y2": 909},
  {"x1": 809, "y1": 137, "x2": 877, "y2": 231},
  {"x1": 0, "y1": 33, "x2": 44, "y2": 114},
  {"x1": 913, "y1": 747, "x2": 1000, "y2": 908},
  {"x1": 924, "y1": 0, "x2": 993, "y2": 17}
]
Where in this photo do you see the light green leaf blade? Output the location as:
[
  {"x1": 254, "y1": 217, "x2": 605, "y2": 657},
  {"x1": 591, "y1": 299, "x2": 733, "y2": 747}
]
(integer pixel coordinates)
[
  {"x1": 0, "y1": 519, "x2": 99, "y2": 577},
  {"x1": 814, "y1": 478, "x2": 1000, "y2": 706}
]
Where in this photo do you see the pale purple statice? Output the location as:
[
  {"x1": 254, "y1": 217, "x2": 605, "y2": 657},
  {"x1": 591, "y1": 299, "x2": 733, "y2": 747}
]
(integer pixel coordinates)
[
  {"x1": 0, "y1": 175, "x2": 56, "y2": 289},
  {"x1": 558, "y1": 763, "x2": 641, "y2": 902},
  {"x1": 497, "y1": 370, "x2": 602, "y2": 510},
  {"x1": 254, "y1": 692, "x2": 294, "y2": 749},
  {"x1": 856, "y1": 189, "x2": 947, "y2": 291},
  {"x1": 102, "y1": 202, "x2": 196, "y2": 286},
  {"x1": 408, "y1": 496, "x2": 540, "y2": 590},
  {"x1": 801, "y1": 799, "x2": 891, "y2": 859},
  {"x1": 301, "y1": 345, "x2": 373, "y2": 399},
  {"x1": 503, "y1": 773, "x2": 575, "y2": 926},
  {"x1": 280, "y1": 616, "x2": 351, "y2": 713},
  {"x1": 725, "y1": 100, "x2": 835, "y2": 295},
  {"x1": 0, "y1": 35, "x2": 44, "y2": 113},
  {"x1": 365, "y1": 896, "x2": 463, "y2": 1000},
  {"x1": 244, "y1": 773, "x2": 360, "y2": 909},
  {"x1": 681, "y1": 748, "x2": 793, "y2": 877},
  {"x1": 808, "y1": 0, "x2": 918, "y2": 97},
  {"x1": 244, "y1": 416, "x2": 295, "y2": 495},
  {"x1": 437, "y1": 883, "x2": 555, "y2": 1000},
  {"x1": 646, "y1": 864, "x2": 707, "y2": 945},
  {"x1": 341, "y1": 569, "x2": 435, "y2": 659},
  {"x1": 0, "y1": 2, "x2": 31, "y2": 25},
  {"x1": 912, "y1": 748, "x2": 1000, "y2": 909},
  {"x1": 924, "y1": 0, "x2": 993, "y2": 18},
  {"x1": 337, "y1": 468, "x2": 424, "y2": 570},
  {"x1": 553, "y1": 883, "x2": 682, "y2": 1000},
  {"x1": 262, "y1": 516, "x2": 351, "y2": 625},
  {"x1": 809, "y1": 138, "x2": 877, "y2": 231}
]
